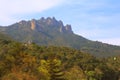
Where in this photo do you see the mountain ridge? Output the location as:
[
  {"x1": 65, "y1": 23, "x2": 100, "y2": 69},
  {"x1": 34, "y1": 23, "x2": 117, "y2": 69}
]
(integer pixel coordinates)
[{"x1": 0, "y1": 17, "x2": 120, "y2": 57}]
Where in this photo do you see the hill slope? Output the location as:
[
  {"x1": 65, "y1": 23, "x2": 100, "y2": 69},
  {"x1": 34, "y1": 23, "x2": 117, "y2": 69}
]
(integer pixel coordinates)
[
  {"x1": 0, "y1": 17, "x2": 120, "y2": 57},
  {"x1": 0, "y1": 31, "x2": 12, "y2": 40},
  {"x1": 0, "y1": 40, "x2": 119, "y2": 80}
]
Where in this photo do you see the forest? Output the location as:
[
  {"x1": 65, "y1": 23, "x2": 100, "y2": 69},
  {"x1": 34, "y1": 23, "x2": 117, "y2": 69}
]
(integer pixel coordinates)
[{"x1": 0, "y1": 39, "x2": 120, "y2": 80}]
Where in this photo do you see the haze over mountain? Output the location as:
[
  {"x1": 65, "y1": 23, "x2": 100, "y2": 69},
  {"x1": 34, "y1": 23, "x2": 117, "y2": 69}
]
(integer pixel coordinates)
[{"x1": 0, "y1": 17, "x2": 120, "y2": 57}]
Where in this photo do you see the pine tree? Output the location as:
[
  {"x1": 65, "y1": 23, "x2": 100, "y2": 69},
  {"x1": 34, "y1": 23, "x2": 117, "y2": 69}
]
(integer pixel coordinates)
[
  {"x1": 38, "y1": 54, "x2": 65, "y2": 80},
  {"x1": 48, "y1": 58, "x2": 65, "y2": 80}
]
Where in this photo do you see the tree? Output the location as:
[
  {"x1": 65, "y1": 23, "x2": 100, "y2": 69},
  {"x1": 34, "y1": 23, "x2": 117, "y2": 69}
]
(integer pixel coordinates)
[
  {"x1": 48, "y1": 58, "x2": 65, "y2": 80},
  {"x1": 38, "y1": 55, "x2": 65, "y2": 80},
  {"x1": 65, "y1": 66, "x2": 86, "y2": 80}
]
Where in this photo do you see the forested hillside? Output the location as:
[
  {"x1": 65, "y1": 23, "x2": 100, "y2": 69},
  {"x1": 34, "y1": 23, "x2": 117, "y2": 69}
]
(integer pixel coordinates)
[{"x1": 0, "y1": 39, "x2": 119, "y2": 80}]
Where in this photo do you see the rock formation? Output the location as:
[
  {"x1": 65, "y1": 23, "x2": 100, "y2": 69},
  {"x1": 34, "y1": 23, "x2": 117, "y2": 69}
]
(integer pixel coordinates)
[{"x1": 31, "y1": 19, "x2": 36, "y2": 30}]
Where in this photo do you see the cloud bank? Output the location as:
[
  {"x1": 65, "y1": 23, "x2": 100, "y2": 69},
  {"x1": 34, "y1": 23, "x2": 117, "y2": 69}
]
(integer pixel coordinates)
[{"x1": 0, "y1": 0, "x2": 63, "y2": 25}]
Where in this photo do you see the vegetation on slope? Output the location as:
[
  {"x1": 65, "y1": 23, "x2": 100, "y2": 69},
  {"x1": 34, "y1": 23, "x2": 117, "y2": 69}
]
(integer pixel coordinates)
[
  {"x1": 0, "y1": 32, "x2": 12, "y2": 40},
  {"x1": 0, "y1": 39, "x2": 119, "y2": 80}
]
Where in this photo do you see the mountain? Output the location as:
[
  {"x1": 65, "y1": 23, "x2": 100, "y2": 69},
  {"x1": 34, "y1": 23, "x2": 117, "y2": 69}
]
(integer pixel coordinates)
[
  {"x1": 0, "y1": 17, "x2": 120, "y2": 57},
  {"x1": 0, "y1": 31, "x2": 12, "y2": 40}
]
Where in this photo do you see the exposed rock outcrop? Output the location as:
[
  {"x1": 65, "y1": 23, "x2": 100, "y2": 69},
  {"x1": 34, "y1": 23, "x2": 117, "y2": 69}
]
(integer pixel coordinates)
[
  {"x1": 30, "y1": 17, "x2": 73, "y2": 33},
  {"x1": 60, "y1": 26, "x2": 66, "y2": 33},
  {"x1": 19, "y1": 20, "x2": 27, "y2": 25},
  {"x1": 65, "y1": 24, "x2": 73, "y2": 33},
  {"x1": 31, "y1": 19, "x2": 36, "y2": 30}
]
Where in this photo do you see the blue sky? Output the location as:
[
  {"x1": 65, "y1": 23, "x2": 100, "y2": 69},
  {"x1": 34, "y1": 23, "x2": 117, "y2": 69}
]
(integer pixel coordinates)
[{"x1": 0, "y1": 0, "x2": 120, "y2": 45}]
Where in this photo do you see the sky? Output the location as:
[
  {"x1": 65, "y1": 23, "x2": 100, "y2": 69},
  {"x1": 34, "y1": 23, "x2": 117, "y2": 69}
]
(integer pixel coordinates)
[{"x1": 0, "y1": 0, "x2": 120, "y2": 46}]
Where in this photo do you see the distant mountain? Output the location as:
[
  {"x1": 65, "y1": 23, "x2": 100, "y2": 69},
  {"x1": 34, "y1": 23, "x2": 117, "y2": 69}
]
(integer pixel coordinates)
[{"x1": 0, "y1": 17, "x2": 120, "y2": 57}]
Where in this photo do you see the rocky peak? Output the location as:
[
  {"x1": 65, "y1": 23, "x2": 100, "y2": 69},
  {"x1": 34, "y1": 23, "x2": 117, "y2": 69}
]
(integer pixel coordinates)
[
  {"x1": 39, "y1": 17, "x2": 73, "y2": 33},
  {"x1": 46, "y1": 17, "x2": 59, "y2": 26},
  {"x1": 19, "y1": 20, "x2": 27, "y2": 25},
  {"x1": 46, "y1": 17, "x2": 52, "y2": 25},
  {"x1": 60, "y1": 26, "x2": 66, "y2": 33},
  {"x1": 18, "y1": 17, "x2": 73, "y2": 33},
  {"x1": 59, "y1": 24, "x2": 73, "y2": 33},
  {"x1": 65, "y1": 24, "x2": 73, "y2": 33},
  {"x1": 40, "y1": 17, "x2": 45, "y2": 21},
  {"x1": 58, "y1": 20, "x2": 64, "y2": 27},
  {"x1": 31, "y1": 19, "x2": 36, "y2": 30}
]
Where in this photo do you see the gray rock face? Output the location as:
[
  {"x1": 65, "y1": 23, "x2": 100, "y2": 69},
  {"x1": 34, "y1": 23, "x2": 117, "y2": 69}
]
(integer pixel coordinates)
[
  {"x1": 65, "y1": 24, "x2": 73, "y2": 33},
  {"x1": 30, "y1": 17, "x2": 73, "y2": 34}
]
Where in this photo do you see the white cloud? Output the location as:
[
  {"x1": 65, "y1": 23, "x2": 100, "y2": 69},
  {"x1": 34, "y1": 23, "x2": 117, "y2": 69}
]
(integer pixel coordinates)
[
  {"x1": 0, "y1": 0, "x2": 64, "y2": 14},
  {"x1": 73, "y1": 12, "x2": 120, "y2": 46},
  {"x1": 0, "y1": 15, "x2": 17, "y2": 26},
  {"x1": 98, "y1": 38, "x2": 120, "y2": 46},
  {"x1": 0, "y1": 0, "x2": 64, "y2": 25}
]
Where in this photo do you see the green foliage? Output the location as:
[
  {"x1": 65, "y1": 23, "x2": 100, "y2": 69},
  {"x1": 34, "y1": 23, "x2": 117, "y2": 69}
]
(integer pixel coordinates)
[
  {"x1": 0, "y1": 39, "x2": 119, "y2": 80},
  {"x1": 38, "y1": 57, "x2": 65, "y2": 80},
  {"x1": 65, "y1": 66, "x2": 86, "y2": 80}
]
